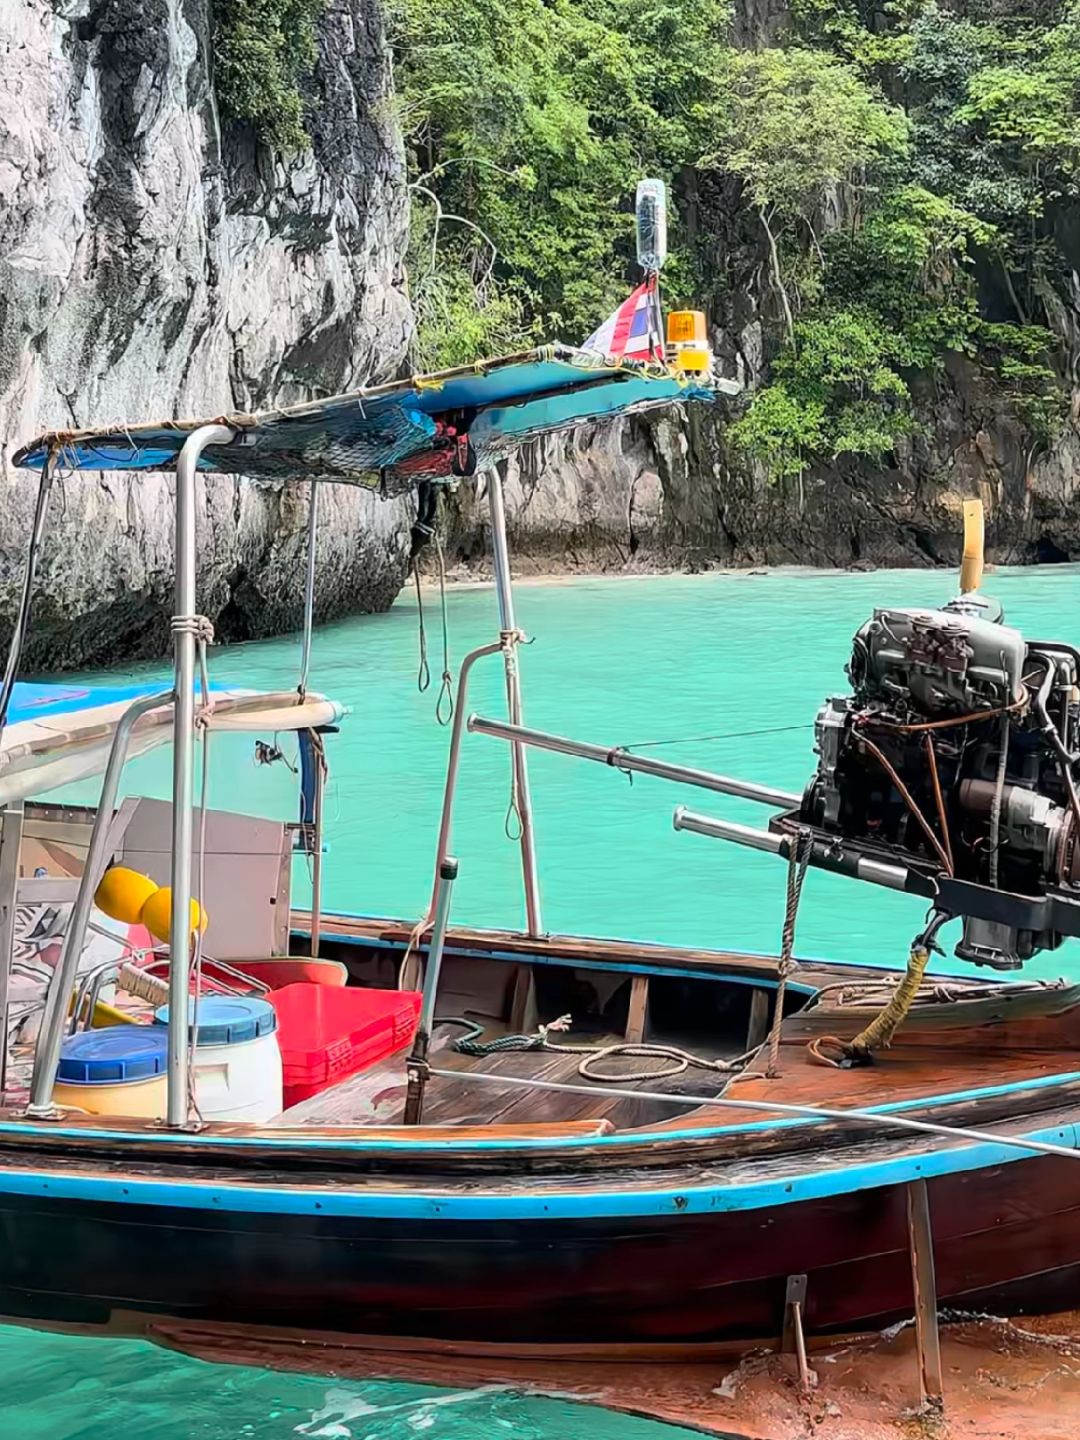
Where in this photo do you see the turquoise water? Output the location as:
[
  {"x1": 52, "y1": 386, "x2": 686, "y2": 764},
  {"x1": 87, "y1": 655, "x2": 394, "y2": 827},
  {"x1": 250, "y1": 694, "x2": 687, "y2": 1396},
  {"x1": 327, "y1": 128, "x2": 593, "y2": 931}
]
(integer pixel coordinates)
[
  {"x1": 0, "y1": 1323, "x2": 706, "y2": 1438},
  {"x1": 12, "y1": 564, "x2": 1080, "y2": 1431},
  {"x1": 58, "y1": 564, "x2": 1080, "y2": 978}
]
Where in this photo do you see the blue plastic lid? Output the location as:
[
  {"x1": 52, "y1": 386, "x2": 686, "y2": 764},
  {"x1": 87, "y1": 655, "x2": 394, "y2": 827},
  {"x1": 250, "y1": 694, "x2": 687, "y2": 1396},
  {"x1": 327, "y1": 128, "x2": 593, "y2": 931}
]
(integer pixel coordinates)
[
  {"x1": 153, "y1": 996, "x2": 276, "y2": 1047},
  {"x1": 58, "y1": 1025, "x2": 168, "y2": 1084}
]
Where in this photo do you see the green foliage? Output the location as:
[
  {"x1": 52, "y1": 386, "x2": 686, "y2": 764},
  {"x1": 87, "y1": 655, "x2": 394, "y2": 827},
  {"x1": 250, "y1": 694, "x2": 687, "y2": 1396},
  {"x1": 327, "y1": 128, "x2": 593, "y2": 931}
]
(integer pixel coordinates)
[
  {"x1": 958, "y1": 7, "x2": 1080, "y2": 172},
  {"x1": 706, "y1": 48, "x2": 908, "y2": 218},
  {"x1": 729, "y1": 383, "x2": 826, "y2": 480},
  {"x1": 395, "y1": 0, "x2": 1074, "y2": 468},
  {"x1": 393, "y1": 0, "x2": 732, "y2": 361},
  {"x1": 978, "y1": 322, "x2": 1066, "y2": 442},
  {"x1": 213, "y1": 0, "x2": 327, "y2": 151}
]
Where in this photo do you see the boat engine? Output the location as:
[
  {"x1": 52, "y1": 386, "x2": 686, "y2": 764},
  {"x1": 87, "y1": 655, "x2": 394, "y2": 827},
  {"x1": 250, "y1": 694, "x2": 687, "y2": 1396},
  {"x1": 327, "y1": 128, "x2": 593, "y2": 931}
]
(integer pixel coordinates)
[{"x1": 791, "y1": 592, "x2": 1080, "y2": 968}]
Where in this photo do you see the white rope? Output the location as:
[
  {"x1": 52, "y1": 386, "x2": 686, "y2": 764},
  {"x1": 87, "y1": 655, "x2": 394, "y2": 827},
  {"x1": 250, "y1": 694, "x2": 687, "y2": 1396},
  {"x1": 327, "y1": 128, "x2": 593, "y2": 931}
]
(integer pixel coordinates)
[{"x1": 426, "y1": 1066, "x2": 1080, "y2": 1163}]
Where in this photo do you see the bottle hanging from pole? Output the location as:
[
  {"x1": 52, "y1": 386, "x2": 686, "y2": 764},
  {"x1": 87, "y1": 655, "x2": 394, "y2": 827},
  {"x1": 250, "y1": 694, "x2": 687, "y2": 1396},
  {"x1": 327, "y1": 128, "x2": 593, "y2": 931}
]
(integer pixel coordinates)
[{"x1": 635, "y1": 179, "x2": 668, "y2": 275}]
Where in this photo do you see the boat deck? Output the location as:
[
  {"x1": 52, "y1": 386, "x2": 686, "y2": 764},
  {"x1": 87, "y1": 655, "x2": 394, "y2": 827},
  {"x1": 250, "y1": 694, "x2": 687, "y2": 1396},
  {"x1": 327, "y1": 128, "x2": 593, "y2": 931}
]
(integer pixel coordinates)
[{"x1": 269, "y1": 1019, "x2": 745, "y2": 1129}]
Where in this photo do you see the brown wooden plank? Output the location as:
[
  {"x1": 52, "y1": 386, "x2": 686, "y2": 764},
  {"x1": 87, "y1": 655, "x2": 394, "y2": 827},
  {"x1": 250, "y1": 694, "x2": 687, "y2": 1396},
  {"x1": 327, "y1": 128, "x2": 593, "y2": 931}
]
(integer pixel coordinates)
[
  {"x1": 626, "y1": 975, "x2": 650, "y2": 1043},
  {"x1": 509, "y1": 966, "x2": 537, "y2": 1032},
  {"x1": 746, "y1": 989, "x2": 770, "y2": 1052},
  {"x1": 907, "y1": 1179, "x2": 945, "y2": 1411}
]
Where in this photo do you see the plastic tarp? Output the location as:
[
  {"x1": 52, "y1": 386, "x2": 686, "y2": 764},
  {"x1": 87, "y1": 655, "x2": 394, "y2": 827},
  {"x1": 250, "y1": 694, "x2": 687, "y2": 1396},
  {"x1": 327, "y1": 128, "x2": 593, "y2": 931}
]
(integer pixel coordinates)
[{"x1": 13, "y1": 346, "x2": 717, "y2": 492}]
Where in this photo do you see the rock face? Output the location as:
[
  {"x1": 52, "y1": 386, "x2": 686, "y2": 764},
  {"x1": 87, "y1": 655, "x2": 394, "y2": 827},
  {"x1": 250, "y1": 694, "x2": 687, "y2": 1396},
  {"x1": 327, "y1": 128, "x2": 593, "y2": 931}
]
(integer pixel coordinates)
[
  {"x1": 0, "y1": 0, "x2": 412, "y2": 668},
  {"x1": 449, "y1": 285, "x2": 1080, "y2": 581}
]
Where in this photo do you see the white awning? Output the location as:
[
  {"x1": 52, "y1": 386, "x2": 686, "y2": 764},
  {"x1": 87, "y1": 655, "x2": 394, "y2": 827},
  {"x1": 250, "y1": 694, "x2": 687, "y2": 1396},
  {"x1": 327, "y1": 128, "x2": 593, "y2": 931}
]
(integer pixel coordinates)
[{"x1": 0, "y1": 684, "x2": 344, "y2": 806}]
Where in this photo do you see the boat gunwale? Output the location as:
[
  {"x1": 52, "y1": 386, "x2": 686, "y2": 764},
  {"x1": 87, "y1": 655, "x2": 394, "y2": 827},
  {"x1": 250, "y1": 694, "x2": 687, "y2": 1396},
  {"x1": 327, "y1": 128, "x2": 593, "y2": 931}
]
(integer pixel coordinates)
[
  {"x1": 0, "y1": 1104, "x2": 1076, "y2": 1219},
  {"x1": 1, "y1": 1065, "x2": 1078, "y2": 1167}
]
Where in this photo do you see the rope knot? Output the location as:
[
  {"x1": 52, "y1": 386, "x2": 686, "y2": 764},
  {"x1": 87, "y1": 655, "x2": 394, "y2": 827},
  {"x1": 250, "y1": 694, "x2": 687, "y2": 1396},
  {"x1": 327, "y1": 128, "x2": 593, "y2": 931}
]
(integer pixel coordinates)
[
  {"x1": 537, "y1": 1013, "x2": 572, "y2": 1042},
  {"x1": 171, "y1": 614, "x2": 215, "y2": 645}
]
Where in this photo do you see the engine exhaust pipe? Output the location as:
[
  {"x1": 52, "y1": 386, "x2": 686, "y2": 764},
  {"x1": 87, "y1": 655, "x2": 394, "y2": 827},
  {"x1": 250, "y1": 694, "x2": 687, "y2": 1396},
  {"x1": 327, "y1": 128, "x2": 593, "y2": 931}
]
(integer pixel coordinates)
[{"x1": 673, "y1": 806, "x2": 925, "y2": 897}]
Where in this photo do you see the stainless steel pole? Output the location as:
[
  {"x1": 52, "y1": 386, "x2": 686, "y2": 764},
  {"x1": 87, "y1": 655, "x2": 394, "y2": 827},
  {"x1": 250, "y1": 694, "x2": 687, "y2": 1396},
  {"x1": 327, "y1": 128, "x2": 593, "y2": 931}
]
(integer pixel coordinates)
[
  {"x1": 673, "y1": 805, "x2": 914, "y2": 893},
  {"x1": 298, "y1": 480, "x2": 318, "y2": 698},
  {"x1": 418, "y1": 855, "x2": 458, "y2": 1039},
  {"x1": 309, "y1": 740, "x2": 325, "y2": 959},
  {"x1": 27, "y1": 688, "x2": 174, "y2": 1114},
  {"x1": 672, "y1": 806, "x2": 785, "y2": 854},
  {"x1": 468, "y1": 714, "x2": 802, "y2": 809},
  {"x1": 167, "y1": 424, "x2": 232, "y2": 1128},
  {"x1": 402, "y1": 642, "x2": 502, "y2": 994},
  {"x1": 0, "y1": 802, "x2": 24, "y2": 1098},
  {"x1": 486, "y1": 470, "x2": 543, "y2": 936},
  {"x1": 404, "y1": 855, "x2": 459, "y2": 1125}
]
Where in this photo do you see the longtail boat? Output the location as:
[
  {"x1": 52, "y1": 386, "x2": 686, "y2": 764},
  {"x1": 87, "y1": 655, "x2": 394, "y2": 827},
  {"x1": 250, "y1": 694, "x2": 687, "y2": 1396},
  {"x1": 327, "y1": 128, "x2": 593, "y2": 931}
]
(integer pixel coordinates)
[{"x1": 3, "y1": 230, "x2": 1080, "y2": 1421}]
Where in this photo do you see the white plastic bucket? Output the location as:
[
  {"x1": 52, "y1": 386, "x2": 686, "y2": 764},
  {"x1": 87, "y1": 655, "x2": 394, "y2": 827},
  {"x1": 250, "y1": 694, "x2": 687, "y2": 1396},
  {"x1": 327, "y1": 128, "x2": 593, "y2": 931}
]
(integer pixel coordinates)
[
  {"x1": 189, "y1": 1028, "x2": 283, "y2": 1123},
  {"x1": 153, "y1": 997, "x2": 283, "y2": 1123}
]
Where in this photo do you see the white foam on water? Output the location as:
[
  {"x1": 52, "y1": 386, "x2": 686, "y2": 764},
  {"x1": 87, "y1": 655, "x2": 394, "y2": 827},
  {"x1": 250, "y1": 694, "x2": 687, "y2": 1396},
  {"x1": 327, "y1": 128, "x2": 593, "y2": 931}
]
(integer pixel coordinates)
[{"x1": 295, "y1": 1383, "x2": 513, "y2": 1437}]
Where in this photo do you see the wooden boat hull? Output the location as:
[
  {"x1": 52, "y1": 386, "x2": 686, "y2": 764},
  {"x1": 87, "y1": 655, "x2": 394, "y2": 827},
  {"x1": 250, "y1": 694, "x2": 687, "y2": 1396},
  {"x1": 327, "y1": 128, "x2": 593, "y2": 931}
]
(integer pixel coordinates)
[{"x1": 2, "y1": 1152, "x2": 1079, "y2": 1347}]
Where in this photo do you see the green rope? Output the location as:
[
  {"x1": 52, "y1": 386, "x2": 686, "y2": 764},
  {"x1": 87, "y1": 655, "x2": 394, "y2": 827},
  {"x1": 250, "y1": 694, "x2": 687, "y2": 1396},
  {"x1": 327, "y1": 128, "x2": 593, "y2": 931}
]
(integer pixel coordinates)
[{"x1": 439, "y1": 1016, "x2": 557, "y2": 1056}]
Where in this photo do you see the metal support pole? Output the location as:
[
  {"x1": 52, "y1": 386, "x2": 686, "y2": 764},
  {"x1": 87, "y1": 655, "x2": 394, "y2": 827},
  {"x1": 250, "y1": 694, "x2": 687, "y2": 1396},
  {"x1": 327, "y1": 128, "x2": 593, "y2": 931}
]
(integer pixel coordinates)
[
  {"x1": 404, "y1": 856, "x2": 459, "y2": 1125},
  {"x1": 27, "y1": 689, "x2": 174, "y2": 1114},
  {"x1": 298, "y1": 480, "x2": 319, "y2": 699},
  {"x1": 907, "y1": 1179, "x2": 944, "y2": 1411},
  {"x1": 309, "y1": 741, "x2": 325, "y2": 959},
  {"x1": 0, "y1": 802, "x2": 24, "y2": 1098},
  {"x1": 426, "y1": 641, "x2": 503, "y2": 913},
  {"x1": 468, "y1": 715, "x2": 802, "y2": 810},
  {"x1": 486, "y1": 471, "x2": 543, "y2": 937},
  {"x1": 167, "y1": 423, "x2": 233, "y2": 1129}
]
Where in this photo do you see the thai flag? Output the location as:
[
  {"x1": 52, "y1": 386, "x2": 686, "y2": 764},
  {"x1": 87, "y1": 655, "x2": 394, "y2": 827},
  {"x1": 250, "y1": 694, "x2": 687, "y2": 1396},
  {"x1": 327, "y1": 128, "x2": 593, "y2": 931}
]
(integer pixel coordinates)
[{"x1": 582, "y1": 277, "x2": 665, "y2": 363}]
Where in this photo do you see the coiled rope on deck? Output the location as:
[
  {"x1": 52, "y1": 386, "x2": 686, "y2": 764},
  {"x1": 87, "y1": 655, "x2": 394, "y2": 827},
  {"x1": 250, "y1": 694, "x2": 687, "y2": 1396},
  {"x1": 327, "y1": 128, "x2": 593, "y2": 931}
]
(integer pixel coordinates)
[{"x1": 441, "y1": 1015, "x2": 763, "y2": 1084}]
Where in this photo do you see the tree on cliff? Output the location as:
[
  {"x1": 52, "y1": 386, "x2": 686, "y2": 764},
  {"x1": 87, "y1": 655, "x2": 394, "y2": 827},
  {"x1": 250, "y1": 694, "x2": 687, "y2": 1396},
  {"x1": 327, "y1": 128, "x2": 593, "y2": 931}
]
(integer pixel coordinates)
[{"x1": 390, "y1": 0, "x2": 1078, "y2": 482}]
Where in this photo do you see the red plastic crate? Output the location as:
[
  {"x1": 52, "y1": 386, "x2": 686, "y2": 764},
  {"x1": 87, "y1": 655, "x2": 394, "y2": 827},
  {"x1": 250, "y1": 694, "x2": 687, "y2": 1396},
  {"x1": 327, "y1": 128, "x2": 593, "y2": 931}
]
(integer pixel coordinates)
[{"x1": 269, "y1": 984, "x2": 421, "y2": 1108}]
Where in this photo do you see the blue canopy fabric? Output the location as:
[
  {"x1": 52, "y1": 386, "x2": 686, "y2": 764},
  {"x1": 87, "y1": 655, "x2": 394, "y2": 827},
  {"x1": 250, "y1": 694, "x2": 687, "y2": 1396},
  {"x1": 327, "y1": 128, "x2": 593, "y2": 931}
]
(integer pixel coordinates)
[
  {"x1": 13, "y1": 346, "x2": 717, "y2": 492},
  {"x1": 4, "y1": 681, "x2": 163, "y2": 728}
]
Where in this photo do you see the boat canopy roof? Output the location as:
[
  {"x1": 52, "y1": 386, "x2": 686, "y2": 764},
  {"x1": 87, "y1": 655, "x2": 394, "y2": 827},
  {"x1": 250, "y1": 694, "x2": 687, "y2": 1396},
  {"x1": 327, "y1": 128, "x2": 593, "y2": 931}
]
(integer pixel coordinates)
[
  {"x1": 0, "y1": 681, "x2": 343, "y2": 806},
  {"x1": 12, "y1": 347, "x2": 717, "y2": 492}
]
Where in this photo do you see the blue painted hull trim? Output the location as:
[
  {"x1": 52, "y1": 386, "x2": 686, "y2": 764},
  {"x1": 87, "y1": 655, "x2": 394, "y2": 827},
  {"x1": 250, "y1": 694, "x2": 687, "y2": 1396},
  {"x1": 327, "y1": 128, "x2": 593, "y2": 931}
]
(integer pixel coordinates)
[{"x1": 0, "y1": 1119, "x2": 1074, "y2": 1220}]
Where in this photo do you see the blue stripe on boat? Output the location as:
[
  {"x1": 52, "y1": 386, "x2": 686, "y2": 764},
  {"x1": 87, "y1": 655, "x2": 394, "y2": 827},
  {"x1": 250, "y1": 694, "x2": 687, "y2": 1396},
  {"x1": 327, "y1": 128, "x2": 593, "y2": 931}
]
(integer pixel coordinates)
[{"x1": 0, "y1": 1119, "x2": 1074, "y2": 1219}]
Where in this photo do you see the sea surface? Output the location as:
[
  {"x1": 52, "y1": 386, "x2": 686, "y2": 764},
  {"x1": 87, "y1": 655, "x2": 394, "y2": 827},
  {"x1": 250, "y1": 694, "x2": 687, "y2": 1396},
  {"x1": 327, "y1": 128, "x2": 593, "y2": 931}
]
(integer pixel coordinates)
[{"x1": 6, "y1": 564, "x2": 1080, "y2": 1434}]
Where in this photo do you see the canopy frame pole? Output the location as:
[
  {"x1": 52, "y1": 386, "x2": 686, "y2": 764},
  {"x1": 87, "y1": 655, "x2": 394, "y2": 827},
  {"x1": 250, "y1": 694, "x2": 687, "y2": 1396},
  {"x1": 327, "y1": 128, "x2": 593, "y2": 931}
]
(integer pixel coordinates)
[
  {"x1": 298, "y1": 480, "x2": 319, "y2": 699},
  {"x1": 166, "y1": 424, "x2": 233, "y2": 1129},
  {"x1": 0, "y1": 801, "x2": 24, "y2": 1099},
  {"x1": 26, "y1": 689, "x2": 174, "y2": 1116},
  {"x1": 486, "y1": 470, "x2": 543, "y2": 937},
  {"x1": 309, "y1": 734, "x2": 325, "y2": 959}
]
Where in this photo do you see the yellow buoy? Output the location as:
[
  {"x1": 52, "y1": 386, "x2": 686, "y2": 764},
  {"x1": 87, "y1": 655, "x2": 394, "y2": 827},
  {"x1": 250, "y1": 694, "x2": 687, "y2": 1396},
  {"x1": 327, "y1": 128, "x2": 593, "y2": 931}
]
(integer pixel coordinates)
[
  {"x1": 139, "y1": 887, "x2": 208, "y2": 944},
  {"x1": 94, "y1": 867, "x2": 160, "y2": 925}
]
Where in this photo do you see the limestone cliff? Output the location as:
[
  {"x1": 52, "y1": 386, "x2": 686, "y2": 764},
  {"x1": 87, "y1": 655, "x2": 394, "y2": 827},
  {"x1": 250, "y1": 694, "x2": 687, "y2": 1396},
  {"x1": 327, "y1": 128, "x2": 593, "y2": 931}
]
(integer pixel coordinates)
[{"x1": 0, "y1": 0, "x2": 411, "y2": 667}]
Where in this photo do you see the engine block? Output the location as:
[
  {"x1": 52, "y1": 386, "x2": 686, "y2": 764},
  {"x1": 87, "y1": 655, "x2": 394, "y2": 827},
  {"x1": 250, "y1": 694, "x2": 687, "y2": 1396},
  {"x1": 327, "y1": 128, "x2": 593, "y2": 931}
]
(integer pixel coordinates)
[{"x1": 797, "y1": 593, "x2": 1080, "y2": 968}]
